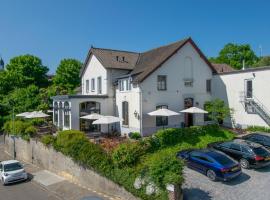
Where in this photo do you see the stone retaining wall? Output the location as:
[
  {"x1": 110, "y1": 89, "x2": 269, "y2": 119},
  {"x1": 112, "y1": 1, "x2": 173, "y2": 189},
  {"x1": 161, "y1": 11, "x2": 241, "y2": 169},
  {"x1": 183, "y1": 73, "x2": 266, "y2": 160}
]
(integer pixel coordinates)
[{"x1": 4, "y1": 135, "x2": 139, "y2": 200}]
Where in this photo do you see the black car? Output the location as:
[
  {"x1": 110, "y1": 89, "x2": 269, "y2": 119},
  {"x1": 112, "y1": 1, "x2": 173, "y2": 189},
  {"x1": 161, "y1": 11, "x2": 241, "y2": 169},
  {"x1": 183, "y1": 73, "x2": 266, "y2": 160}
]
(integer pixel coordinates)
[
  {"x1": 242, "y1": 133, "x2": 270, "y2": 149},
  {"x1": 209, "y1": 139, "x2": 270, "y2": 169}
]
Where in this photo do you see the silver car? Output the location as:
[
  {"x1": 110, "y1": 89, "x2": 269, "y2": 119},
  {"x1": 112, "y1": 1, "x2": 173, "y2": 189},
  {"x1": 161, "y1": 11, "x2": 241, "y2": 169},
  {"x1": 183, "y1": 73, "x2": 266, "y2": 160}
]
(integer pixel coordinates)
[{"x1": 0, "y1": 160, "x2": 28, "y2": 185}]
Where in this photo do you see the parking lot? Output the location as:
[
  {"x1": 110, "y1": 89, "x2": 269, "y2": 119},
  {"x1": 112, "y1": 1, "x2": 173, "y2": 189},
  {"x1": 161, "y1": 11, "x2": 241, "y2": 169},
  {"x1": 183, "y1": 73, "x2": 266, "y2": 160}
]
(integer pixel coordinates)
[{"x1": 183, "y1": 165, "x2": 270, "y2": 200}]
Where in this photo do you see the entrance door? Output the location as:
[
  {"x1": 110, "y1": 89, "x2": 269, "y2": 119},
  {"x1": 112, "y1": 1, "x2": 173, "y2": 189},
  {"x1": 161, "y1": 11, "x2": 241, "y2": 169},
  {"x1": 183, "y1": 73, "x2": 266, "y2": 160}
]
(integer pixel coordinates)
[{"x1": 184, "y1": 98, "x2": 194, "y2": 127}]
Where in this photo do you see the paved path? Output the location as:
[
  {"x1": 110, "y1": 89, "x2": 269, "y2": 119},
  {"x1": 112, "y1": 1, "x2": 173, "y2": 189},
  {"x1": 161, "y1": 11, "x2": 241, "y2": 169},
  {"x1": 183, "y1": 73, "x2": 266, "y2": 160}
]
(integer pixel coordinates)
[
  {"x1": 0, "y1": 135, "x2": 114, "y2": 200},
  {"x1": 183, "y1": 166, "x2": 270, "y2": 200}
]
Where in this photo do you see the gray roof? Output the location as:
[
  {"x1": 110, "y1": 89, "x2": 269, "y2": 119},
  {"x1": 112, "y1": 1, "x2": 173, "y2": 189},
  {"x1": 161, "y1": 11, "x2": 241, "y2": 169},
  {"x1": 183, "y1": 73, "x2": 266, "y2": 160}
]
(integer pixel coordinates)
[
  {"x1": 80, "y1": 37, "x2": 217, "y2": 82},
  {"x1": 211, "y1": 63, "x2": 235, "y2": 74}
]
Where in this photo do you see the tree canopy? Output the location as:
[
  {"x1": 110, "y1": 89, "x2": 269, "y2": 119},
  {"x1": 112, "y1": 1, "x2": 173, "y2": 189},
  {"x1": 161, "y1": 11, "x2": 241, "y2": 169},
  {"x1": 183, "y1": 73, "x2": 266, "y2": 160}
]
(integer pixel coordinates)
[
  {"x1": 53, "y1": 59, "x2": 82, "y2": 92},
  {"x1": 209, "y1": 43, "x2": 258, "y2": 70},
  {"x1": 254, "y1": 56, "x2": 270, "y2": 67},
  {"x1": 5, "y1": 54, "x2": 49, "y2": 88}
]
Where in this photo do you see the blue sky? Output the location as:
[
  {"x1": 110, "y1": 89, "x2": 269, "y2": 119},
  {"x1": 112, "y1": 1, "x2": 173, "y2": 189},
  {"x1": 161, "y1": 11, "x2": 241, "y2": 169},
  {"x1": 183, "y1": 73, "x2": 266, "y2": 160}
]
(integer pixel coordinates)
[{"x1": 1, "y1": 0, "x2": 270, "y2": 73}]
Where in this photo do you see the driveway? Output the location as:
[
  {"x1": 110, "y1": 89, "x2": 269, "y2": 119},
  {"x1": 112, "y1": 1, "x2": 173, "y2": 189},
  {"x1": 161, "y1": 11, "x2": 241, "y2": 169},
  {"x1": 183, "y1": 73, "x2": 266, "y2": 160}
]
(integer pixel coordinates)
[{"x1": 183, "y1": 166, "x2": 270, "y2": 200}]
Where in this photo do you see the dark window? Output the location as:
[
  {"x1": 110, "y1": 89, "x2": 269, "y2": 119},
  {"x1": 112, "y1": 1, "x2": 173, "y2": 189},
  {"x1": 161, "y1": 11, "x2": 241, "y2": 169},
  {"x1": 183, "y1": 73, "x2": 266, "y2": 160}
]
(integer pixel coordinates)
[
  {"x1": 97, "y1": 76, "x2": 102, "y2": 94},
  {"x1": 206, "y1": 79, "x2": 211, "y2": 93},
  {"x1": 122, "y1": 101, "x2": 129, "y2": 126},
  {"x1": 220, "y1": 142, "x2": 232, "y2": 148},
  {"x1": 230, "y1": 143, "x2": 241, "y2": 151},
  {"x1": 86, "y1": 80, "x2": 89, "y2": 93},
  {"x1": 91, "y1": 78, "x2": 95, "y2": 91},
  {"x1": 192, "y1": 155, "x2": 213, "y2": 163},
  {"x1": 157, "y1": 75, "x2": 167, "y2": 91},
  {"x1": 252, "y1": 147, "x2": 269, "y2": 156},
  {"x1": 246, "y1": 80, "x2": 253, "y2": 98},
  {"x1": 125, "y1": 79, "x2": 129, "y2": 90},
  {"x1": 64, "y1": 102, "x2": 70, "y2": 128},
  {"x1": 212, "y1": 154, "x2": 233, "y2": 165},
  {"x1": 156, "y1": 105, "x2": 168, "y2": 127},
  {"x1": 4, "y1": 163, "x2": 23, "y2": 172},
  {"x1": 241, "y1": 146, "x2": 252, "y2": 154},
  {"x1": 54, "y1": 102, "x2": 58, "y2": 124}
]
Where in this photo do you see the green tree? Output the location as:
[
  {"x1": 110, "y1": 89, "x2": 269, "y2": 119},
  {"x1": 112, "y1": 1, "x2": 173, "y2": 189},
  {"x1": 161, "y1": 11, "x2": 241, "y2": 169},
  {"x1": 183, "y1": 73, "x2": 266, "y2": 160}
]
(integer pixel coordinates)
[
  {"x1": 205, "y1": 99, "x2": 232, "y2": 124},
  {"x1": 210, "y1": 43, "x2": 258, "y2": 70},
  {"x1": 53, "y1": 59, "x2": 82, "y2": 92},
  {"x1": 254, "y1": 56, "x2": 270, "y2": 67},
  {"x1": 1, "y1": 85, "x2": 41, "y2": 114},
  {"x1": 5, "y1": 54, "x2": 49, "y2": 88}
]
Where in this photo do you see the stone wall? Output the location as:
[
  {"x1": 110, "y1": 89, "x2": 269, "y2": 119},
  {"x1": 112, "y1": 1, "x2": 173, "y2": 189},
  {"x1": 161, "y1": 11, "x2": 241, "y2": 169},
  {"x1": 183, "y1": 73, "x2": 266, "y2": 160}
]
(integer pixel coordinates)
[{"x1": 4, "y1": 135, "x2": 139, "y2": 200}]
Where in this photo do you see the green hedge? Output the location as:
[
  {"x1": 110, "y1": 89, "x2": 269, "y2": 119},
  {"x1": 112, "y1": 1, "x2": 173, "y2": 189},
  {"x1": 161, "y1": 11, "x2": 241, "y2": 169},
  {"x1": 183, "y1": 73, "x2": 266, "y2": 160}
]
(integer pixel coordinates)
[
  {"x1": 246, "y1": 125, "x2": 270, "y2": 133},
  {"x1": 41, "y1": 135, "x2": 55, "y2": 146}
]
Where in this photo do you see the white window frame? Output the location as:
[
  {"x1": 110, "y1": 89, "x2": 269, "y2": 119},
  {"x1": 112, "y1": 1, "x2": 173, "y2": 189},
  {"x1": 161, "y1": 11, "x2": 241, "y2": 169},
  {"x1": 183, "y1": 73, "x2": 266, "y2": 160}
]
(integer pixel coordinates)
[
  {"x1": 91, "y1": 78, "x2": 95, "y2": 91},
  {"x1": 86, "y1": 80, "x2": 89, "y2": 93},
  {"x1": 97, "y1": 76, "x2": 102, "y2": 94}
]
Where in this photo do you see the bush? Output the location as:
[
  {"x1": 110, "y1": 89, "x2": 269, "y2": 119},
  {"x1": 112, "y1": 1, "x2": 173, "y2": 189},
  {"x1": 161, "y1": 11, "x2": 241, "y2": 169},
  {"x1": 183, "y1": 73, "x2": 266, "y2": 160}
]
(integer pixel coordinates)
[
  {"x1": 145, "y1": 150, "x2": 184, "y2": 188},
  {"x1": 41, "y1": 135, "x2": 55, "y2": 146},
  {"x1": 129, "y1": 132, "x2": 142, "y2": 140},
  {"x1": 30, "y1": 118, "x2": 46, "y2": 126},
  {"x1": 3, "y1": 120, "x2": 30, "y2": 135},
  {"x1": 246, "y1": 126, "x2": 270, "y2": 133},
  {"x1": 112, "y1": 142, "x2": 147, "y2": 167},
  {"x1": 25, "y1": 126, "x2": 37, "y2": 137}
]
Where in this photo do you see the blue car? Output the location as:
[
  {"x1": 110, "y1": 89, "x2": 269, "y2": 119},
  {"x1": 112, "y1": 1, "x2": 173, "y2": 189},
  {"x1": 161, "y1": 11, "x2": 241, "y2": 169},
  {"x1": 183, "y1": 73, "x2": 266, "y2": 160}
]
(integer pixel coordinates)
[{"x1": 177, "y1": 149, "x2": 242, "y2": 181}]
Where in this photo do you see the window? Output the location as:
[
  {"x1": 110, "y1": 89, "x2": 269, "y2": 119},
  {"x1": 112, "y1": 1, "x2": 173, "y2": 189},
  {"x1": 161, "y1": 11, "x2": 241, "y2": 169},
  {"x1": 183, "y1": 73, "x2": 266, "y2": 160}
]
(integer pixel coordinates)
[
  {"x1": 86, "y1": 80, "x2": 89, "y2": 93},
  {"x1": 91, "y1": 78, "x2": 95, "y2": 91},
  {"x1": 220, "y1": 142, "x2": 232, "y2": 149},
  {"x1": 54, "y1": 102, "x2": 58, "y2": 124},
  {"x1": 125, "y1": 79, "x2": 129, "y2": 91},
  {"x1": 97, "y1": 76, "x2": 102, "y2": 94},
  {"x1": 122, "y1": 101, "x2": 129, "y2": 126},
  {"x1": 206, "y1": 79, "x2": 211, "y2": 93},
  {"x1": 230, "y1": 143, "x2": 241, "y2": 151},
  {"x1": 184, "y1": 80, "x2": 193, "y2": 87},
  {"x1": 245, "y1": 80, "x2": 253, "y2": 98},
  {"x1": 157, "y1": 75, "x2": 167, "y2": 91},
  {"x1": 119, "y1": 80, "x2": 124, "y2": 91},
  {"x1": 241, "y1": 146, "x2": 252, "y2": 154},
  {"x1": 128, "y1": 78, "x2": 132, "y2": 90},
  {"x1": 64, "y1": 102, "x2": 70, "y2": 128},
  {"x1": 156, "y1": 105, "x2": 168, "y2": 127}
]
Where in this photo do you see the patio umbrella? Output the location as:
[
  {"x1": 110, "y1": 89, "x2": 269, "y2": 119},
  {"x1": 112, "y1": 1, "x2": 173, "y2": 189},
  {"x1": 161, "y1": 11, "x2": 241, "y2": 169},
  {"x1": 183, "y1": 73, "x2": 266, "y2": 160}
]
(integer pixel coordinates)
[
  {"x1": 92, "y1": 116, "x2": 122, "y2": 133},
  {"x1": 179, "y1": 107, "x2": 208, "y2": 114},
  {"x1": 80, "y1": 113, "x2": 103, "y2": 120},
  {"x1": 16, "y1": 112, "x2": 32, "y2": 117},
  {"x1": 25, "y1": 111, "x2": 50, "y2": 118},
  {"x1": 148, "y1": 108, "x2": 180, "y2": 129},
  {"x1": 148, "y1": 108, "x2": 180, "y2": 116}
]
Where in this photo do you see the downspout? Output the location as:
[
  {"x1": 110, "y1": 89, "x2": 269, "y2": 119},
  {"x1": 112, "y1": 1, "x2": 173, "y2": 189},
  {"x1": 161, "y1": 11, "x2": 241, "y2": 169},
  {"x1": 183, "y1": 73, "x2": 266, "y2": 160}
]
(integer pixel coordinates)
[{"x1": 139, "y1": 85, "x2": 143, "y2": 136}]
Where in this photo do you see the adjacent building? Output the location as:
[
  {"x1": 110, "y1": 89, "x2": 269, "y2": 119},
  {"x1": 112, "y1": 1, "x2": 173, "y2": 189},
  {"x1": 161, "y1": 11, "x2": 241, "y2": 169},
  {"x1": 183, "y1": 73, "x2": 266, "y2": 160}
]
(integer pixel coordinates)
[{"x1": 52, "y1": 37, "x2": 270, "y2": 136}]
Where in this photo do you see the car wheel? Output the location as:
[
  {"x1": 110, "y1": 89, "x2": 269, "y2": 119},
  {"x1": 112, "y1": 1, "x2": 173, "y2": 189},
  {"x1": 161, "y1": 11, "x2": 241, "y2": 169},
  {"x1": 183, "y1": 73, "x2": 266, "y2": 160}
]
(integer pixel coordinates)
[
  {"x1": 240, "y1": 158, "x2": 249, "y2": 169},
  {"x1": 206, "y1": 169, "x2": 217, "y2": 181}
]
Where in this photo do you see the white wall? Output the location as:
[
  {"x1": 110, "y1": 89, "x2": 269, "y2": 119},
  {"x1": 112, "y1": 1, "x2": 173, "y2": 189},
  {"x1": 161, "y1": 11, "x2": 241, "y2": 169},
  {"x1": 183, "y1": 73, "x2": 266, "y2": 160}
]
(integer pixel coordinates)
[
  {"x1": 81, "y1": 55, "x2": 108, "y2": 95},
  {"x1": 115, "y1": 82, "x2": 141, "y2": 135},
  {"x1": 140, "y1": 42, "x2": 213, "y2": 136},
  {"x1": 212, "y1": 69, "x2": 270, "y2": 128}
]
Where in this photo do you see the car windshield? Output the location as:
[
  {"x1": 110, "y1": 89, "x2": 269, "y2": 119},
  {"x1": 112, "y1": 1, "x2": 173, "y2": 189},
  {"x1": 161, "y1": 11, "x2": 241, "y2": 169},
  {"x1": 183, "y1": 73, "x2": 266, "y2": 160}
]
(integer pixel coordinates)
[
  {"x1": 253, "y1": 147, "x2": 269, "y2": 156},
  {"x1": 4, "y1": 162, "x2": 23, "y2": 172},
  {"x1": 212, "y1": 153, "x2": 234, "y2": 165}
]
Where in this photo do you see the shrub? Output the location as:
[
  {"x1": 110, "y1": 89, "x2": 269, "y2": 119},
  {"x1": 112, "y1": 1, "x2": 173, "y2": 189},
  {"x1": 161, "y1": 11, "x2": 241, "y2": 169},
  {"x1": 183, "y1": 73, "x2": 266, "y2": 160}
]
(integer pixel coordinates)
[
  {"x1": 25, "y1": 126, "x2": 37, "y2": 137},
  {"x1": 21, "y1": 134, "x2": 31, "y2": 141},
  {"x1": 53, "y1": 130, "x2": 86, "y2": 154},
  {"x1": 30, "y1": 118, "x2": 46, "y2": 126},
  {"x1": 41, "y1": 135, "x2": 55, "y2": 146},
  {"x1": 3, "y1": 120, "x2": 30, "y2": 135},
  {"x1": 145, "y1": 150, "x2": 184, "y2": 188},
  {"x1": 246, "y1": 126, "x2": 270, "y2": 133},
  {"x1": 129, "y1": 132, "x2": 142, "y2": 140},
  {"x1": 112, "y1": 142, "x2": 147, "y2": 167}
]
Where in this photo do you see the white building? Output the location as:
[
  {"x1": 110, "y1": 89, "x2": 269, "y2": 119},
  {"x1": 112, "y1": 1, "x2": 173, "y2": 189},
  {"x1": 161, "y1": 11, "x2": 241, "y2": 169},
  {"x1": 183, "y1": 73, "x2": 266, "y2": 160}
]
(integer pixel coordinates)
[{"x1": 52, "y1": 38, "x2": 270, "y2": 136}]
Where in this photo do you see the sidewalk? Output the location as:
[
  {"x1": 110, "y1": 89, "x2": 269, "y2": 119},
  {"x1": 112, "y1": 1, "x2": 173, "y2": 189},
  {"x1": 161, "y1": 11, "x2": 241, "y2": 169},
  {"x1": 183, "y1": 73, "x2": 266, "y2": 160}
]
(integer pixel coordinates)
[{"x1": 0, "y1": 135, "x2": 117, "y2": 200}]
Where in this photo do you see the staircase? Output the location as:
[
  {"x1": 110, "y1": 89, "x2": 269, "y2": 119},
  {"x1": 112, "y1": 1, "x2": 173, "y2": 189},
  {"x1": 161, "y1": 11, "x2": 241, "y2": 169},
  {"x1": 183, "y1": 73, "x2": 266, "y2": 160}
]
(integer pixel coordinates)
[{"x1": 240, "y1": 91, "x2": 270, "y2": 126}]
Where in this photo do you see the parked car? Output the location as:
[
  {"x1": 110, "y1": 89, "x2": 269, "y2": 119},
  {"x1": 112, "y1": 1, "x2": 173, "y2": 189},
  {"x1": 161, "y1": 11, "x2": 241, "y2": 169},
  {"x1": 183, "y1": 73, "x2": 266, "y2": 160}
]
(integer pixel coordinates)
[
  {"x1": 242, "y1": 133, "x2": 270, "y2": 149},
  {"x1": 0, "y1": 160, "x2": 28, "y2": 185},
  {"x1": 209, "y1": 139, "x2": 270, "y2": 169},
  {"x1": 177, "y1": 149, "x2": 241, "y2": 181}
]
